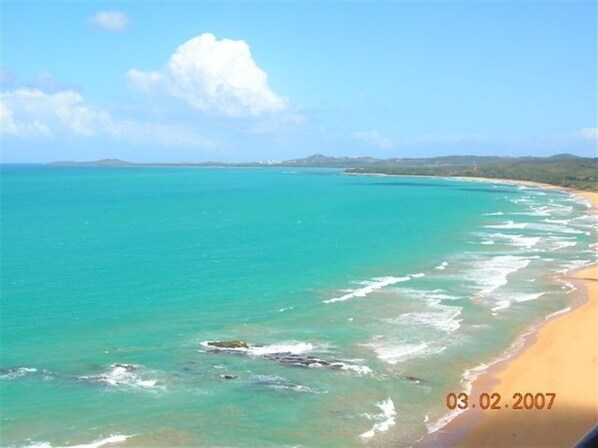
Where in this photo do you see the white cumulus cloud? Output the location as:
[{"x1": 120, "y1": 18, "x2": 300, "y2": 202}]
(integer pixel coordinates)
[
  {"x1": 127, "y1": 33, "x2": 287, "y2": 117},
  {"x1": 91, "y1": 10, "x2": 130, "y2": 32},
  {"x1": 579, "y1": 127, "x2": 598, "y2": 140},
  {"x1": 352, "y1": 130, "x2": 392, "y2": 149},
  {"x1": 1, "y1": 88, "x2": 212, "y2": 148}
]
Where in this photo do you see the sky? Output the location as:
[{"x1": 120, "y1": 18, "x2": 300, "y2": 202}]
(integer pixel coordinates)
[{"x1": 1, "y1": 1, "x2": 596, "y2": 162}]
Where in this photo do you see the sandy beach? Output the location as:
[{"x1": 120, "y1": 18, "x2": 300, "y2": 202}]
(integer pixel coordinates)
[{"x1": 429, "y1": 189, "x2": 597, "y2": 447}]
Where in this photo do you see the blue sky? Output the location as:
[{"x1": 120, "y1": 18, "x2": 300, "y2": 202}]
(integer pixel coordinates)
[{"x1": 1, "y1": 1, "x2": 596, "y2": 162}]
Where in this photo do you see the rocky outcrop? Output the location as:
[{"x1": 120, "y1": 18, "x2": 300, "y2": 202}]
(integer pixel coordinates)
[
  {"x1": 264, "y1": 352, "x2": 330, "y2": 368},
  {"x1": 219, "y1": 374, "x2": 238, "y2": 380},
  {"x1": 404, "y1": 375, "x2": 424, "y2": 385},
  {"x1": 206, "y1": 340, "x2": 249, "y2": 349}
]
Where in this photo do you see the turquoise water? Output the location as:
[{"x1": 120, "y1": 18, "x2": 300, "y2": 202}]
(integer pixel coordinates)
[{"x1": 1, "y1": 166, "x2": 595, "y2": 447}]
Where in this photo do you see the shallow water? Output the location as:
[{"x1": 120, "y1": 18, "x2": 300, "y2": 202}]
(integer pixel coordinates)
[{"x1": 1, "y1": 166, "x2": 595, "y2": 447}]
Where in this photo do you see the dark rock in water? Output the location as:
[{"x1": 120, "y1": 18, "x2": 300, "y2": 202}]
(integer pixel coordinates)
[
  {"x1": 264, "y1": 352, "x2": 330, "y2": 368},
  {"x1": 207, "y1": 340, "x2": 249, "y2": 349},
  {"x1": 111, "y1": 363, "x2": 137, "y2": 372},
  {"x1": 220, "y1": 374, "x2": 238, "y2": 380},
  {"x1": 201, "y1": 342, "x2": 369, "y2": 374},
  {"x1": 404, "y1": 375, "x2": 423, "y2": 384}
]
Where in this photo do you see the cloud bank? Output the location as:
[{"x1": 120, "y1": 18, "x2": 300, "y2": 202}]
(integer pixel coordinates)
[
  {"x1": 90, "y1": 10, "x2": 130, "y2": 32},
  {"x1": 1, "y1": 88, "x2": 212, "y2": 148},
  {"x1": 127, "y1": 33, "x2": 287, "y2": 117},
  {"x1": 578, "y1": 127, "x2": 597, "y2": 140}
]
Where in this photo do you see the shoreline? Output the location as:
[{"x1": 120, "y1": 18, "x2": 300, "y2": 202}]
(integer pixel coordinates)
[
  {"x1": 345, "y1": 171, "x2": 596, "y2": 197},
  {"x1": 419, "y1": 186, "x2": 598, "y2": 447}
]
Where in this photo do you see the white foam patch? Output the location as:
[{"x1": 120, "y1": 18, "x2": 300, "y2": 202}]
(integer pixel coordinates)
[
  {"x1": 201, "y1": 341, "x2": 316, "y2": 356},
  {"x1": 465, "y1": 255, "x2": 532, "y2": 296},
  {"x1": 513, "y1": 292, "x2": 545, "y2": 303},
  {"x1": 69, "y1": 435, "x2": 131, "y2": 448},
  {"x1": 485, "y1": 211, "x2": 504, "y2": 216},
  {"x1": 277, "y1": 306, "x2": 295, "y2": 312},
  {"x1": 426, "y1": 363, "x2": 489, "y2": 434},
  {"x1": 395, "y1": 288, "x2": 464, "y2": 302},
  {"x1": 1, "y1": 367, "x2": 37, "y2": 380},
  {"x1": 544, "y1": 218, "x2": 572, "y2": 225},
  {"x1": 491, "y1": 300, "x2": 511, "y2": 313},
  {"x1": 364, "y1": 338, "x2": 446, "y2": 365},
  {"x1": 545, "y1": 237, "x2": 578, "y2": 251},
  {"x1": 434, "y1": 261, "x2": 448, "y2": 270},
  {"x1": 20, "y1": 435, "x2": 131, "y2": 448},
  {"x1": 486, "y1": 233, "x2": 541, "y2": 249},
  {"x1": 330, "y1": 362, "x2": 373, "y2": 375},
  {"x1": 386, "y1": 299, "x2": 462, "y2": 333},
  {"x1": 410, "y1": 272, "x2": 425, "y2": 278},
  {"x1": 559, "y1": 281, "x2": 577, "y2": 294},
  {"x1": 486, "y1": 292, "x2": 544, "y2": 315},
  {"x1": 360, "y1": 398, "x2": 397, "y2": 439},
  {"x1": 323, "y1": 276, "x2": 411, "y2": 303},
  {"x1": 545, "y1": 306, "x2": 571, "y2": 320},
  {"x1": 527, "y1": 223, "x2": 585, "y2": 234},
  {"x1": 485, "y1": 220, "x2": 528, "y2": 229},
  {"x1": 80, "y1": 364, "x2": 159, "y2": 389}
]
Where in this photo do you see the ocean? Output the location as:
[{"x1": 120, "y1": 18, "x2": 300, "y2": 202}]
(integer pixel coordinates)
[{"x1": 1, "y1": 166, "x2": 595, "y2": 447}]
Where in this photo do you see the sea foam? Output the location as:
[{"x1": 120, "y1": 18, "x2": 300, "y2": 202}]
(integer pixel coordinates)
[
  {"x1": 365, "y1": 338, "x2": 446, "y2": 365},
  {"x1": 465, "y1": 255, "x2": 533, "y2": 296},
  {"x1": 1, "y1": 367, "x2": 37, "y2": 380},
  {"x1": 79, "y1": 364, "x2": 159, "y2": 390},
  {"x1": 360, "y1": 398, "x2": 397, "y2": 439},
  {"x1": 485, "y1": 220, "x2": 528, "y2": 229},
  {"x1": 323, "y1": 276, "x2": 410, "y2": 303},
  {"x1": 19, "y1": 435, "x2": 132, "y2": 448}
]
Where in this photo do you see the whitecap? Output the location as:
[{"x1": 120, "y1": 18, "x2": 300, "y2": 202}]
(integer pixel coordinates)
[
  {"x1": 513, "y1": 292, "x2": 544, "y2": 303},
  {"x1": 434, "y1": 261, "x2": 448, "y2": 270},
  {"x1": 19, "y1": 435, "x2": 131, "y2": 448},
  {"x1": 464, "y1": 255, "x2": 532, "y2": 296},
  {"x1": 527, "y1": 222, "x2": 585, "y2": 234},
  {"x1": 485, "y1": 220, "x2": 528, "y2": 229},
  {"x1": 387, "y1": 306, "x2": 462, "y2": 333},
  {"x1": 79, "y1": 364, "x2": 159, "y2": 390},
  {"x1": 1, "y1": 367, "x2": 37, "y2": 380},
  {"x1": 323, "y1": 276, "x2": 411, "y2": 303},
  {"x1": 545, "y1": 237, "x2": 577, "y2": 251},
  {"x1": 328, "y1": 362, "x2": 373, "y2": 375},
  {"x1": 69, "y1": 435, "x2": 131, "y2": 448},
  {"x1": 201, "y1": 341, "x2": 316, "y2": 357},
  {"x1": 360, "y1": 398, "x2": 397, "y2": 439},
  {"x1": 486, "y1": 233, "x2": 541, "y2": 249},
  {"x1": 364, "y1": 338, "x2": 446, "y2": 365},
  {"x1": 277, "y1": 306, "x2": 295, "y2": 313},
  {"x1": 491, "y1": 300, "x2": 511, "y2": 313}
]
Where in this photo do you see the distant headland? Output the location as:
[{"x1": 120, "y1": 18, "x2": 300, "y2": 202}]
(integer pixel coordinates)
[{"x1": 49, "y1": 153, "x2": 598, "y2": 191}]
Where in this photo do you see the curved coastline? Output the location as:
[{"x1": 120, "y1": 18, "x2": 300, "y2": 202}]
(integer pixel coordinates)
[
  {"x1": 416, "y1": 182, "x2": 598, "y2": 447},
  {"x1": 346, "y1": 172, "x2": 597, "y2": 446}
]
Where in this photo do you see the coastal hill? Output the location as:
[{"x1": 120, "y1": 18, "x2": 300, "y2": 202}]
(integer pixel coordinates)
[{"x1": 49, "y1": 153, "x2": 598, "y2": 191}]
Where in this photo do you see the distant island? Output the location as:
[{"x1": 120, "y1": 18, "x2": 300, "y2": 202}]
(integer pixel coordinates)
[{"x1": 49, "y1": 153, "x2": 598, "y2": 191}]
